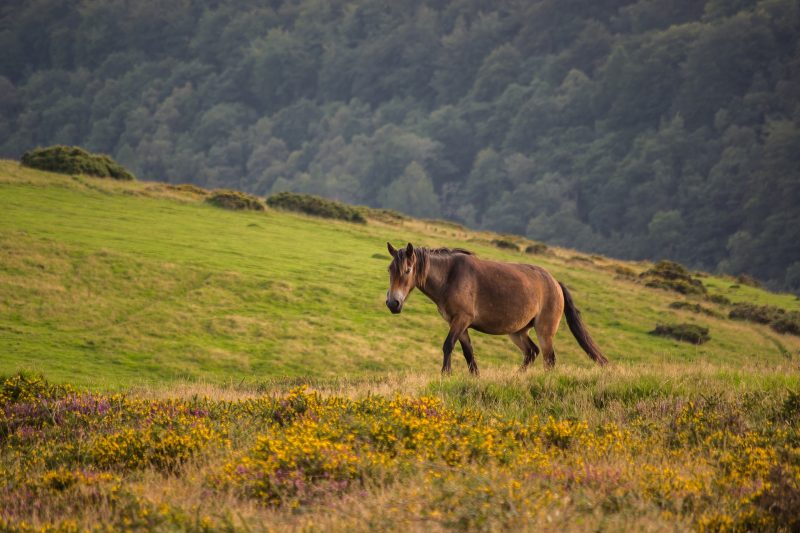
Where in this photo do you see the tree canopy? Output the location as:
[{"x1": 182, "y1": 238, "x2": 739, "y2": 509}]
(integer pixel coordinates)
[{"x1": 1, "y1": 0, "x2": 798, "y2": 291}]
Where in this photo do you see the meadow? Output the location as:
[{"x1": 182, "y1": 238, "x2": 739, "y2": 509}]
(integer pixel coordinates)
[{"x1": 2, "y1": 161, "x2": 800, "y2": 531}]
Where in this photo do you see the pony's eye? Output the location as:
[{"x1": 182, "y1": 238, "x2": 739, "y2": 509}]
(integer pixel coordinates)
[{"x1": 405, "y1": 268, "x2": 412, "y2": 275}]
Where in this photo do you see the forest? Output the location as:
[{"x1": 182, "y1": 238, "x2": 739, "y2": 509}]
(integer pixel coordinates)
[{"x1": 1, "y1": 0, "x2": 798, "y2": 292}]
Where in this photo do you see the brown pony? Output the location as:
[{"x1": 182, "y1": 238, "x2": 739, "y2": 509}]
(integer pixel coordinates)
[{"x1": 385, "y1": 242, "x2": 608, "y2": 374}]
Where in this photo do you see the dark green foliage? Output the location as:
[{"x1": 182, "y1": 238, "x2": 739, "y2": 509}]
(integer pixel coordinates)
[
  {"x1": 525, "y1": 242, "x2": 548, "y2": 255},
  {"x1": 707, "y1": 294, "x2": 732, "y2": 306},
  {"x1": 669, "y1": 301, "x2": 721, "y2": 318},
  {"x1": 266, "y1": 192, "x2": 366, "y2": 224},
  {"x1": 650, "y1": 323, "x2": 710, "y2": 345},
  {"x1": 729, "y1": 303, "x2": 779, "y2": 324},
  {"x1": 20, "y1": 146, "x2": 135, "y2": 181},
  {"x1": 771, "y1": 314, "x2": 800, "y2": 336},
  {"x1": 206, "y1": 190, "x2": 264, "y2": 211},
  {"x1": 2, "y1": 1, "x2": 800, "y2": 292},
  {"x1": 641, "y1": 261, "x2": 706, "y2": 295},
  {"x1": 492, "y1": 239, "x2": 519, "y2": 251},
  {"x1": 730, "y1": 303, "x2": 800, "y2": 337}
]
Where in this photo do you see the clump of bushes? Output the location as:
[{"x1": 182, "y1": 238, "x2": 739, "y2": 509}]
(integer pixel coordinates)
[
  {"x1": 266, "y1": 192, "x2": 366, "y2": 223},
  {"x1": 669, "y1": 301, "x2": 720, "y2": 317},
  {"x1": 650, "y1": 323, "x2": 710, "y2": 344},
  {"x1": 491, "y1": 238, "x2": 519, "y2": 251},
  {"x1": 729, "y1": 303, "x2": 800, "y2": 336},
  {"x1": 20, "y1": 145, "x2": 135, "y2": 181},
  {"x1": 206, "y1": 190, "x2": 264, "y2": 211},
  {"x1": 706, "y1": 294, "x2": 732, "y2": 306},
  {"x1": 525, "y1": 242, "x2": 548, "y2": 255},
  {"x1": 640, "y1": 260, "x2": 706, "y2": 295}
]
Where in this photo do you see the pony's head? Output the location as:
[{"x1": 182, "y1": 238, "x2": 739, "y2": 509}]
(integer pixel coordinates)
[{"x1": 385, "y1": 242, "x2": 416, "y2": 314}]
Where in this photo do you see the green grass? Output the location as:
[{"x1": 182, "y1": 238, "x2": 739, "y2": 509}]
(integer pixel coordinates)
[{"x1": 1, "y1": 160, "x2": 799, "y2": 389}]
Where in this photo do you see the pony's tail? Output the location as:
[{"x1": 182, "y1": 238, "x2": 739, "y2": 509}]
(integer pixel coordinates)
[{"x1": 558, "y1": 282, "x2": 608, "y2": 366}]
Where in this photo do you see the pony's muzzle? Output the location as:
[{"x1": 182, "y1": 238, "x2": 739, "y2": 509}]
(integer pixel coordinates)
[{"x1": 386, "y1": 298, "x2": 402, "y2": 314}]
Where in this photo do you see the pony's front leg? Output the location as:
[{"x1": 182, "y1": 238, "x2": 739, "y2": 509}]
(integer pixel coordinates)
[{"x1": 442, "y1": 317, "x2": 470, "y2": 375}]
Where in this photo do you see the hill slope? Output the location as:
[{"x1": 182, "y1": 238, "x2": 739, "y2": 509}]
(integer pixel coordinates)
[{"x1": 1, "y1": 160, "x2": 799, "y2": 388}]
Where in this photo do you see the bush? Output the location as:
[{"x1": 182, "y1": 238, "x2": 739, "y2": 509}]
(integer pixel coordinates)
[
  {"x1": 266, "y1": 192, "x2": 366, "y2": 223},
  {"x1": 771, "y1": 314, "x2": 800, "y2": 336},
  {"x1": 650, "y1": 323, "x2": 710, "y2": 344},
  {"x1": 206, "y1": 190, "x2": 264, "y2": 211},
  {"x1": 640, "y1": 260, "x2": 706, "y2": 295},
  {"x1": 492, "y1": 238, "x2": 519, "y2": 251},
  {"x1": 669, "y1": 301, "x2": 720, "y2": 317},
  {"x1": 706, "y1": 294, "x2": 732, "y2": 306},
  {"x1": 729, "y1": 303, "x2": 778, "y2": 324},
  {"x1": 729, "y1": 303, "x2": 800, "y2": 336},
  {"x1": 525, "y1": 242, "x2": 548, "y2": 255},
  {"x1": 20, "y1": 145, "x2": 135, "y2": 180}
]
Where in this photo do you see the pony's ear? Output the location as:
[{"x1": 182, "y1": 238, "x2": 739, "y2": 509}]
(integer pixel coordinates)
[
  {"x1": 387, "y1": 242, "x2": 398, "y2": 257},
  {"x1": 405, "y1": 243, "x2": 415, "y2": 262}
]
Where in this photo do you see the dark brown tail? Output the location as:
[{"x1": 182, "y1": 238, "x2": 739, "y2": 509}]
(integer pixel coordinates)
[{"x1": 559, "y1": 282, "x2": 608, "y2": 366}]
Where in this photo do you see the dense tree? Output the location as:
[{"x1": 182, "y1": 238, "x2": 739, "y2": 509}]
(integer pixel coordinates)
[{"x1": 1, "y1": 0, "x2": 799, "y2": 291}]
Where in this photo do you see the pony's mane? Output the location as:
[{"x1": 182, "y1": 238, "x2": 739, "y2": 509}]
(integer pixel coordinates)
[
  {"x1": 420, "y1": 247, "x2": 474, "y2": 256},
  {"x1": 413, "y1": 247, "x2": 473, "y2": 287}
]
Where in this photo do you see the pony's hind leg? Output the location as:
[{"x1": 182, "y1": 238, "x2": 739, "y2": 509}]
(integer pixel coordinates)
[
  {"x1": 534, "y1": 318, "x2": 560, "y2": 369},
  {"x1": 533, "y1": 297, "x2": 563, "y2": 369},
  {"x1": 509, "y1": 331, "x2": 540, "y2": 370},
  {"x1": 459, "y1": 330, "x2": 479, "y2": 375}
]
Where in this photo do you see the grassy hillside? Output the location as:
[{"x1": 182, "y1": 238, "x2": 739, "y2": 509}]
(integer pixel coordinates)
[
  {"x1": 2, "y1": 161, "x2": 800, "y2": 531},
  {"x1": 1, "y1": 160, "x2": 799, "y2": 389}
]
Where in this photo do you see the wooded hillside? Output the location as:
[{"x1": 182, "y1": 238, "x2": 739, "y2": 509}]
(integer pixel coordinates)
[{"x1": 1, "y1": 0, "x2": 798, "y2": 291}]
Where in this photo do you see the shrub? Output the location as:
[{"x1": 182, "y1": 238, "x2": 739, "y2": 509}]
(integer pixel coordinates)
[
  {"x1": 669, "y1": 301, "x2": 720, "y2": 317},
  {"x1": 206, "y1": 190, "x2": 264, "y2": 211},
  {"x1": 771, "y1": 314, "x2": 800, "y2": 336},
  {"x1": 729, "y1": 303, "x2": 800, "y2": 336},
  {"x1": 525, "y1": 242, "x2": 548, "y2": 255},
  {"x1": 707, "y1": 294, "x2": 732, "y2": 306},
  {"x1": 650, "y1": 323, "x2": 710, "y2": 344},
  {"x1": 20, "y1": 145, "x2": 135, "y2": 180},
  {"x1": 492, "y1": 238, "x2": 519, "y2": 251},
  {"x1": 640, "y1": 260, "x2": 706, "y2": 295},
  {"x1": 729, "y1": 303, "x2": 778, "y2": 324},
  {"x1": 266, "y1": 192, "x2": 366, "y2": 223}
]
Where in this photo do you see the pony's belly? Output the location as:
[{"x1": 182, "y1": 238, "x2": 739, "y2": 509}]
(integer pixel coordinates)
[{"x1": 471, "y1": 316, "x2": 532, "y2": 335}]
